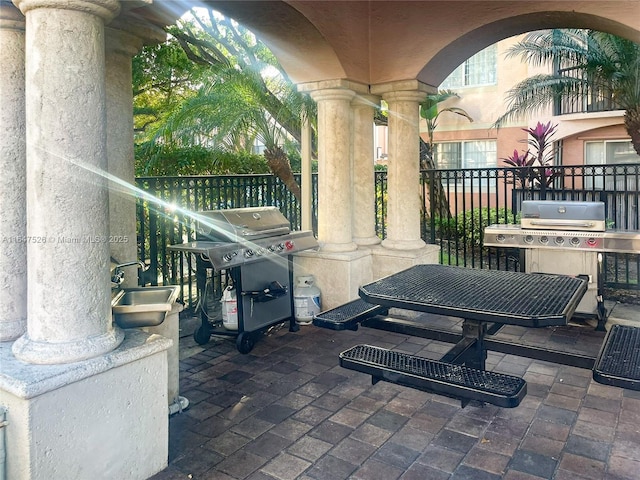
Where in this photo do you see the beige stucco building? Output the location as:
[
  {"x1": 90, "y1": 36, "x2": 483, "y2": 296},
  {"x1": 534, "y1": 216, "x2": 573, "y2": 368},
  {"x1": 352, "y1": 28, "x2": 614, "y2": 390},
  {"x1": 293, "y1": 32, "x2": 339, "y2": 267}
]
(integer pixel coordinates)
[
  {"x1": 1, "y1": 1, "x2": 639, "y2": 478},
  {"x1": 427, "y1": 36, "x2": 635, "y2": 173}
]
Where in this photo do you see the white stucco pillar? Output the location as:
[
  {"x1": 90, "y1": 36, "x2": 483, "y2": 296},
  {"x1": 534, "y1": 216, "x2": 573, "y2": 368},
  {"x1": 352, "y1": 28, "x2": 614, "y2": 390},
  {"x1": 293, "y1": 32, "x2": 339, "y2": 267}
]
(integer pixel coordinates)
[
  {"x1": 105, "y1": 22, "x2": 163, "y2": 287},
  {"x1": 372, "y1": 81, "x2": 432, "y2": 250},
  {"x1": 308, "y1": 86, "x2": 358, "y2": 252},
  {"x1": 12, "y1": 0, "x2": 123, "y2": 364},
  {"x1": 300, "y1": 114, "x2": 313, "y2": 232},
  {"x1": 352, "y1": 94, "x2": 382, "y2": 246},
  {"x1": 0, "y1": 4, "x2": 27, "y2": 342}
]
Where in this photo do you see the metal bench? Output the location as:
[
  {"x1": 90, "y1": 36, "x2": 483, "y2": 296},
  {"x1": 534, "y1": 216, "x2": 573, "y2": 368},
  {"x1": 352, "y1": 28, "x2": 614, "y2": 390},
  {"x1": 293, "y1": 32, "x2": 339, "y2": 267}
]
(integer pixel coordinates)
[
  {"x1": 593, "y1": 324, "x2": 640, "y2": 391},
  {"x1": 312, "y1": 298, "x2": 388, "y2": 331},
  {"x1": 340, "y1": 344, "x2": 527, "y2": 408}
]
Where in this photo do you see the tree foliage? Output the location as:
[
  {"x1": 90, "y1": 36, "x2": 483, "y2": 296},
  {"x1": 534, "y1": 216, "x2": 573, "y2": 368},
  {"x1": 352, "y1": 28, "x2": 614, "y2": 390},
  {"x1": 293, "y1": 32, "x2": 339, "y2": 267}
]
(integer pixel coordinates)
[{"x1": 132, "y1": 8, "x2": 317, "y2": 195}]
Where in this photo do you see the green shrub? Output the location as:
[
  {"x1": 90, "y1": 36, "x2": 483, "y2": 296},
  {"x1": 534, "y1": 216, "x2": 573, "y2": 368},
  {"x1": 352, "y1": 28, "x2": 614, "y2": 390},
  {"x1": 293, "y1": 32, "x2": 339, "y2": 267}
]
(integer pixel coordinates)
[
  {"x1": 134, "y1": 144, "x2": 270, "y2": 176},
  {"x1": 434, "y1": 207, "x2": 518, "y2": 249}
]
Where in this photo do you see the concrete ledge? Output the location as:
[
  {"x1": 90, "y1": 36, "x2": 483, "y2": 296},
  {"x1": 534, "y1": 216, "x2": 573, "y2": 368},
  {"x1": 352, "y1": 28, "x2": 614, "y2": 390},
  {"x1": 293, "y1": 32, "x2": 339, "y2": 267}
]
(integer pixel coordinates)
[
  {"x1": 0, "y1": 329, "x2": 171, "y2": 399},
  {"x1": 371, "y1": 243, "x2": 440, "y2": 280}
]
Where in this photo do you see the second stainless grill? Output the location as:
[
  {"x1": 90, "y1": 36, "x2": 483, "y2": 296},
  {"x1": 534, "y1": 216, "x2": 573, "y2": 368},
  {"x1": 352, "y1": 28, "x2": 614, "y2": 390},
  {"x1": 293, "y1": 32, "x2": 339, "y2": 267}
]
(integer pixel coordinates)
[{"x1": 484, "y1": 200, "x2": 639, "y2": 328}]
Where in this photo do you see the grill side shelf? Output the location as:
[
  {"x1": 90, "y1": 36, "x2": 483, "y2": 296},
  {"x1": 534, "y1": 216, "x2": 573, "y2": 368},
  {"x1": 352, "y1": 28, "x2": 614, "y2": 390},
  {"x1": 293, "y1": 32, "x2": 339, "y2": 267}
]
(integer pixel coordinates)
[
  {"x1": 339, "y1": 344, "x2": 527, "y2": 408},
  {"x1": 593, "y1": 324, "x2": 640, "y2": 391}
]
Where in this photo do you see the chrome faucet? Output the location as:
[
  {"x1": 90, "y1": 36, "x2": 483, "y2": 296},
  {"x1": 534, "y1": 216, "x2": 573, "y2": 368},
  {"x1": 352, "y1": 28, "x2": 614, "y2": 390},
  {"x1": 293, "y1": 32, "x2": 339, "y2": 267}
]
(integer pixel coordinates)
[{"x1": 111, "y1": 261, "x2": 148, "y2": 287}]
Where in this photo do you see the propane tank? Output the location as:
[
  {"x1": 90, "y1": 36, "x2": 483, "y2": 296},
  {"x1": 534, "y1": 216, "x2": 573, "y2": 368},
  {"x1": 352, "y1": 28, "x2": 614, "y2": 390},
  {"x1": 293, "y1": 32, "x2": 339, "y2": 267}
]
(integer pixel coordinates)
[
  {"x1": 221, "y1": 285, "x2": 238, "y2": 330},
  {"x1": 294, "y1": 275, "x2": 321, "y2": 325}
]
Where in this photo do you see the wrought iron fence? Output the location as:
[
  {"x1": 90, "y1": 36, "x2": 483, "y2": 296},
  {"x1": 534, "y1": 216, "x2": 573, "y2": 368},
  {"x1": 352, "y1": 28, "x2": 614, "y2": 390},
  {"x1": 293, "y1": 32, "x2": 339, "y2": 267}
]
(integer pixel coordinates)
[
  {"x1": 136, "y1": 164, "x2": 638, "y2": 311},
  {"x1": 136, "y1": 174, "x2": 309, "y2": 308}
]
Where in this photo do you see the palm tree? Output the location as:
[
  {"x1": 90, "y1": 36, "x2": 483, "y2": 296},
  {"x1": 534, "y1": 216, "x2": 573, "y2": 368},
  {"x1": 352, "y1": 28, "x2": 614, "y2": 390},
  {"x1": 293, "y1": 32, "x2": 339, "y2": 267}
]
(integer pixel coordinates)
[
  {"x1": 420, "y1": 90, "x2": 474, "y2": 170},
  {"x1": 495, "y1": 29, "x2": 640, "y2": 156},
  {"x1": 419, "y1": 91, "x2": 473, "y2": 222},
  {"x1": 152, "y1": 64, "x2": 311, "y2": 200}
]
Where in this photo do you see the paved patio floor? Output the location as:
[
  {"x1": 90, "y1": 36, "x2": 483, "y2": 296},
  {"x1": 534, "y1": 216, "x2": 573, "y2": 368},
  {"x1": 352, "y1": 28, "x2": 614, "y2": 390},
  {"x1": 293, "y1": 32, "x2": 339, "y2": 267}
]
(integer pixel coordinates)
[{"x1": 151, "y1": 307, "x2": 640, "y2": 480}]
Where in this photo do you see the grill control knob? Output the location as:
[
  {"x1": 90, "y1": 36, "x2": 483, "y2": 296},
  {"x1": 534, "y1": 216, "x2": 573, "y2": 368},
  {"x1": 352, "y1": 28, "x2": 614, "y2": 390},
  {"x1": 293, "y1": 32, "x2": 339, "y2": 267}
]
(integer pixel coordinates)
[
  {"x1": 285, "y1": 240, "x2": 294, "y2": 250},
  {"x1": 555, "y1": 237, "x2": 565, "y2": 245},
  {"x1": 539, "y1": 236, "x2": 549, "y2": 244},
  {"x1": 570, "y1": 237, "x2": 581, "y2": 246},
  {"x1": 223, "y1": 251, "x2": 238, "y2": 262},
  {"x1": 496, "y1": 234, "x2": 506, "y2": 243},
  {"x1": 276, "y1": 243, "x2": 285, "y2": 252},
  {"x1": 586, "y1": 238, "x2": 598, "y2": 247},
  {"x1": 524, "y1": 235, "x2": 534, "y2": 244},
  {"x1": 244, "y1": 249, "x2": 254, "y2": 258}
]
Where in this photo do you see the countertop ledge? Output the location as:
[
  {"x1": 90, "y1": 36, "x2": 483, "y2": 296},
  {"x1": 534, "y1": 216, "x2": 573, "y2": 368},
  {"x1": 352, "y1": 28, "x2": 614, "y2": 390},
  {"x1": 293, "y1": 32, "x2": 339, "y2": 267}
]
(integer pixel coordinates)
[{"x1": 0, "y1": 330, "x2": 172, "y2": 399}]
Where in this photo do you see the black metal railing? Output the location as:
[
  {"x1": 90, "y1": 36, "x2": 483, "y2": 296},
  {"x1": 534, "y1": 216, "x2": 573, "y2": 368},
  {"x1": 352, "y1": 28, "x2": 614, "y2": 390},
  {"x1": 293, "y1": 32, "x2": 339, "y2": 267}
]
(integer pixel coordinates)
[
  {"x1": 136, "y1": 164, "x2": 638, "y2": 310},
  {"x1": 554, "y1": 66, "x2": 621, "y2": 115}
]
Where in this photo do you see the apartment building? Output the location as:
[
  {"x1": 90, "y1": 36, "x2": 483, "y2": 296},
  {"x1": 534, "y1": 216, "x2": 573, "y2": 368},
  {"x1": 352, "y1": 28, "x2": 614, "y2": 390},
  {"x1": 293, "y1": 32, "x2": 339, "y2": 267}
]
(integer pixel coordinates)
[{"x1": 424, "y1": 35, "x2": 636, "y2": 173}]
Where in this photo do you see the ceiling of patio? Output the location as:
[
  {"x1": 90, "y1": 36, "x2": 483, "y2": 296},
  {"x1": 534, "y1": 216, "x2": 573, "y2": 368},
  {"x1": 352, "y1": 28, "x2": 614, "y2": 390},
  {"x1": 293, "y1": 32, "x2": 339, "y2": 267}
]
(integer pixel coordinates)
[{"x1": 131, "y1": 0, "x2": 640, "y2": 87}]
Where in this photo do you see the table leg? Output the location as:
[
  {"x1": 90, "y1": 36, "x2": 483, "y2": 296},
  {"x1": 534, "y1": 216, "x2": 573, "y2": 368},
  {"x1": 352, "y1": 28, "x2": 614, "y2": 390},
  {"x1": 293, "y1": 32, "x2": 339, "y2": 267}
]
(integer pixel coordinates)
[{"x1": 462, "y1": 320, "x2": 487, "y2": 370}]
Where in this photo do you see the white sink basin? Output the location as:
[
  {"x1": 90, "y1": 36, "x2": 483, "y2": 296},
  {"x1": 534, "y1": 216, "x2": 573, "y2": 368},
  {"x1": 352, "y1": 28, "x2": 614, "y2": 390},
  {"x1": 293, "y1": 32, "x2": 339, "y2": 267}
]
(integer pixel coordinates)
[{"x1": 111, "y1": 286, "x2": 180, "y2": 328}]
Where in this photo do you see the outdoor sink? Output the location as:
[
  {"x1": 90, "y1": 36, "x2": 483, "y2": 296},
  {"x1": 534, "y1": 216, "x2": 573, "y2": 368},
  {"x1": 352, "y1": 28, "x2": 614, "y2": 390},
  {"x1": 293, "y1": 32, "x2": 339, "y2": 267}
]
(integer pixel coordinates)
[{"x1": 111, "y1": 286, "x2": 181, "y2": 328}]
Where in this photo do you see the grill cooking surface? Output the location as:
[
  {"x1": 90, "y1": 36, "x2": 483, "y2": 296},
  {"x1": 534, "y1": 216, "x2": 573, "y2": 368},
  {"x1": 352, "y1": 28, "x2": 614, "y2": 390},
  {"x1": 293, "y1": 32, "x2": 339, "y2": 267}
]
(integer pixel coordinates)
[
  {"x1": 169, "y1": 207, "x2": 318, "y2": 269},
  {"x1": 197, "y1": 206, "x2": 290, "y2": 241},
  {"x1": 359, "y1": 264, "x2": 587, "y2": 327},
  {"x1": 521, "y1": 200, "x2": 605, "y2": 231}
]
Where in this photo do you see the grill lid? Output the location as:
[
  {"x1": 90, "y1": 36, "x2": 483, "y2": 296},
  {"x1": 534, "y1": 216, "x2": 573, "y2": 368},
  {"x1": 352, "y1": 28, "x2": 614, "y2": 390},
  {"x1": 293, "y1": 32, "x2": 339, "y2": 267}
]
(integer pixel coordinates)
[
  {"x1": 521, "y1": 201, "x2": 605, "y2": 231},
  {"x1": 197, "y1": 206, "x2": 291, "y2": 241}
]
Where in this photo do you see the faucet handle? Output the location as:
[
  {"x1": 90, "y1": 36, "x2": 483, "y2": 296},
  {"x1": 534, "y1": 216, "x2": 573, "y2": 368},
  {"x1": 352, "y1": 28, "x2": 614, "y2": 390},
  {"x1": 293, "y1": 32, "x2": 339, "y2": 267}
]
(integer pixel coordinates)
[{"x1": 111, "y1": 270, "x2": 125, "y2": 285}]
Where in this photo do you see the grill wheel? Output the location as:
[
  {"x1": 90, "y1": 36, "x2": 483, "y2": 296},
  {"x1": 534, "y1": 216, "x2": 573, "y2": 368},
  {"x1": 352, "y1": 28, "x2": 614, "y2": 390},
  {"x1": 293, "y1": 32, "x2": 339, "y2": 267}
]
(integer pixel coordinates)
[{"x1": 236, "y1": 332, "x2": 255, "y2": 354}]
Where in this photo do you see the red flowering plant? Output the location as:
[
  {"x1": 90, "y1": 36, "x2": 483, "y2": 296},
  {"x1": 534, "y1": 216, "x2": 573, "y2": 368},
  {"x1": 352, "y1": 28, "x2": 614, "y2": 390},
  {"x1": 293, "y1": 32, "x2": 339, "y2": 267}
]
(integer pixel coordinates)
[
  {"x1": 503, "y1": 121, "x2": 563, "y2": 188},
  {"x1": 503, "y1": 148, "x2": 535, "y2": 188}
]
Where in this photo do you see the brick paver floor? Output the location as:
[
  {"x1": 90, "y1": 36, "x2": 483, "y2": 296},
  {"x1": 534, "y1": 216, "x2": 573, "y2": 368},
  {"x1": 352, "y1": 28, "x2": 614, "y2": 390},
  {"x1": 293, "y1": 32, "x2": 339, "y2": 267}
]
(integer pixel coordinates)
[{"x1": 150, "y1": 311, "x2": 640, "y2": 480}]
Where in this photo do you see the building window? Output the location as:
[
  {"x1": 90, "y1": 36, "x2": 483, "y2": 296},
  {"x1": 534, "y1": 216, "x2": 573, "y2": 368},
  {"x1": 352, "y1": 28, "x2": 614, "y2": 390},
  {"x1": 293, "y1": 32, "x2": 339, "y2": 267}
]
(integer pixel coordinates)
[
  {"x1": 440, "y1": 44, "x2": 497, "y2": 88},
  {"x1": 435, "y1": 140, "x2": 497, "y2": 187},
  {"x1": 253, "y1": 138, "x2": 266, "y2": 155},
  {"x1": 585, "y1": 140, "x2": 637, "y2": 190}
]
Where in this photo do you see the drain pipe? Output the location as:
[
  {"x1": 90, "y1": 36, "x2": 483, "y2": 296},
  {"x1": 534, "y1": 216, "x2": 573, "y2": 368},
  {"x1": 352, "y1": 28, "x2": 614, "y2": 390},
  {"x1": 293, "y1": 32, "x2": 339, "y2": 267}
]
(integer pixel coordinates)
[
  {"x1": 168, "y1": 396, "x2": 189, "y2": 416},
  {"x1": 0, "y1": 406, "x2": 7, "y2": 480}
]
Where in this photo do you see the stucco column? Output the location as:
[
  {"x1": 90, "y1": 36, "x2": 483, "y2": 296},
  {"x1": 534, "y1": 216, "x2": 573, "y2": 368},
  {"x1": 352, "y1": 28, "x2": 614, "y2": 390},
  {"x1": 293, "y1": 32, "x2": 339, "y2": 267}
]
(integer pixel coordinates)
[
  {"x1": 0, "y1": 4, "x2": 27, "y2": 342},
  {"x1": 352, "y1": 94, "x2": 382, "y2": 246},
  {"x1": 12, "y1": 0, "x2": 123, "y2": 364},
  {"x1": 308, "y1": 87, "x2": 358, "y2": 252},
  {"x1": 373, "y1": 82, "x2": 431, "y2": 250},
  {"x1": 300, "y1": 114, "x2": 313, "y2": 232},
  {"x1": 105, "y1": 22, "x2": 163, "y2": 287}
]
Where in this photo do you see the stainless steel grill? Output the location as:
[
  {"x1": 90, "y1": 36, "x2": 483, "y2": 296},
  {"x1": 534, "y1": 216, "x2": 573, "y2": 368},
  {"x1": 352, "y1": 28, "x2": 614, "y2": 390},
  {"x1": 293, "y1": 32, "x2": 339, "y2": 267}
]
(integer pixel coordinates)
[
  {"x1": 169, "y1": 207, "x2": 318, "y2": 353},
  {"x1": 170, "y1": 206, "x2": 319, "y2": 269},
  {"x1": 484, "y1": 201, "x2": 639, "y2": 254},
  {"x1": 484, "y1": 200, "x2": 640, "y2": 329}
]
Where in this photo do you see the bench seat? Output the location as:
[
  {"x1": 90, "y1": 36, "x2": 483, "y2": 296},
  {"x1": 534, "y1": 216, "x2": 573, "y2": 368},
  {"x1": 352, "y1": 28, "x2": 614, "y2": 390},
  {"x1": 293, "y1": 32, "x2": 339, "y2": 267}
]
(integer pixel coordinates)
[
  {"x1": 339, "y1": 344, "x2": 527, "y2": 408},
  {"x1": 593, "y1": 324, "x2": 640, "y2": 390},
  {"x1": 312, "y1": 298, "x2": 388, "y2": 331}
]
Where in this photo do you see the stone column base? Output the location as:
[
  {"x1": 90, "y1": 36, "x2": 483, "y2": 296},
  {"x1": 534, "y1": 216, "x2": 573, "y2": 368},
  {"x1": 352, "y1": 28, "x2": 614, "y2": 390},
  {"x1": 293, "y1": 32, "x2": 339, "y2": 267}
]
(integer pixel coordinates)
[
  {"x1": 371, "y1": 244, "x2": 440, "y2": 280},
  {"x1": 293, "y1": 249, "x2": 374, "y2": 310},
  {"x1": 0, "y1": 330, "x2": 171, "y2": 480}
]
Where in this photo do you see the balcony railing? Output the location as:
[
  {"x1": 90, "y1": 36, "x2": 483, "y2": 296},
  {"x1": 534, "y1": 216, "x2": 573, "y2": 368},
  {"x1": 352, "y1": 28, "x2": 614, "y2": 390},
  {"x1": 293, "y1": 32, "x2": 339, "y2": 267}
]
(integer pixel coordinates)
[{"x1": 554, "y1": 66, "x2": 621, "y2": 115}]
